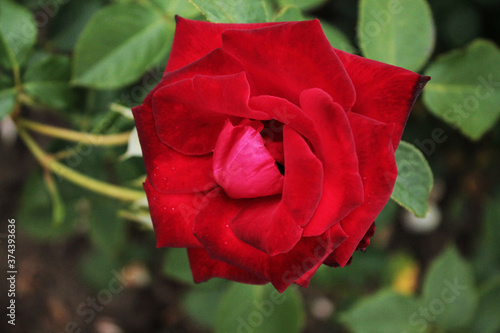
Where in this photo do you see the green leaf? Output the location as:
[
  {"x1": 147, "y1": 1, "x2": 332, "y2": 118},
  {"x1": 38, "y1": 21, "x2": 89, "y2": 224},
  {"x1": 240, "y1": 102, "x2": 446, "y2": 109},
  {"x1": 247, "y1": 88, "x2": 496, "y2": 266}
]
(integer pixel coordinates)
[
  {"x1": 23, "y1": 54, "x2": 75, "y2": 110},
  {"x1": 391, "y1": 141, "x2": 433, "y2": 218},
  {"x1": 17, "y1": 171, "x2": 77, "y2": 240},
  {"x1": 215, "y1": 284, "x2": 305, "y2": 333},
  {"x1": 276, "y1": 0, "x2": 328, "y2": 11},
  {"x1": 182, "y1": 280, "x2": 228, "y2": 328},
  {"x1": 0, "y1": 0, "x2": 37, "y2": 68},
  {"x1": 49, "y1": 0, "x2": 103, "y2": 52},
  {"x1": 189, "y1": 0, "x2": 273, "y2": 23},
  {"x1": 162, "y1": 247, "x2": 194, "y2": 285},
  {"x1": 470, "y1": 276, "x2": 500, "y2": 333},
  {"x1": 274, "y1": 5, "x2": 304, "y2": 22},
  {"x1": 319, "y1": 21, "x2": 356, "y2": 54},
  {"x1": 358, "y1": 0, "x2": 435, "y2": 71},
  {"x1": 421, "y1": 246, "x2": 478, "y2": 330},
  {"x1": 88, "y1": 197, "x2": 126, "y2": 256},
  {"x1": 341, "y1": 289, "x2": 421, "y2": 333},
  {"x1": 150, "y1": 0, "x2": 199, "y2": 18},
  {"x1": 0, "y1": 87, "x2": 17, "y2": 119},
  {"x1": 72, "y1": 2, "x2": 173, "y2": 89},
  {"x1": 423, "y1": 39, "x2": 500, "y2": 141}
]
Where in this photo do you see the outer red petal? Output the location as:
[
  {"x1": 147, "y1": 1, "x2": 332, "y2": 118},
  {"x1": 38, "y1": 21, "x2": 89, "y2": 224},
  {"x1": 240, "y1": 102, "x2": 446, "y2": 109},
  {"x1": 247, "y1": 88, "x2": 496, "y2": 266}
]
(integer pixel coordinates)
[
  {"x1": 144, "y1": 179, "x2": 203, "y2": 248},
  {"x1": 193, "y1": 189, "x2": 346, "y2": 292},
  {"x1": 188, "y1": 248, "x2": 268, "y2": 285},
  {"x1": 334, "y1": 49, "x2": 430, "y2": 149},
  {"x1": 222, "y1": 20, "x2": 356, "y2": 108},
  {"x1": 166, "y1": 17, "x2": 281, "y2": 72},
  {"x1": 300, "y1": 89, "x2": 364, "y2": 236},
  {"x1": 132, "y1": 104, "x2": 215, "y2": 193},
  {"x1": 328, "y1": 113, "x2": 397, "y2": 267}
]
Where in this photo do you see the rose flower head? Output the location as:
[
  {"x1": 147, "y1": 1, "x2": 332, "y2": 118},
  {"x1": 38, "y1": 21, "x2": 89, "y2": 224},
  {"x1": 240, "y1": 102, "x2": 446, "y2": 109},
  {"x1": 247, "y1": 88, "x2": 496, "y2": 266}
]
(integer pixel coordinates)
[{"x1": 133, "y1": 17, "x2": 429, "y2": 292}]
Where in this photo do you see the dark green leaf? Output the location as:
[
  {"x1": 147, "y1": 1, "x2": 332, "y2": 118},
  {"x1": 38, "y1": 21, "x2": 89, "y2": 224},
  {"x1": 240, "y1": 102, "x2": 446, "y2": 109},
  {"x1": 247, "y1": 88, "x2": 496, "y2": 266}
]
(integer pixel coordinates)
[
  {"x1": 23, "y1": 54, "x2": 75, "y2": 110},
  {"x1": 320, "y1": 20, "x2": 356, "y2": 54},
  {"x1": 341, "y1": 289, "x2": 421, "y2": 333},
  {"x1": 391, "y1": 141, "x2": 434, "y2": 218},
  {"x1": 423, "y1": 39, "x2": 500, "y2": 140},
  {"x1": 358, "y1": 0, "x2": 435, "y2": 71},
  {"x1": 49, "y1": 0, "x2": 103, "y2": 52},
  {"x1": 421, "y1": 246, "x2": 478, "y2": 330},
  {"x1": 88, "y1": 197, "x2": 126, "y2": 256},
  {"x1": 0, "y1": 0, "x2": 37, "y2": 68},
  {"x1": 470, "y1": 276, "x2": 500, "y2": 333},
  {"x1": 277, "y1": 0, "x2": 328, "y2": 11},
  {"x1": 182, "y1": 280, "x2": 228, "y2": 328},
  {"x1": 189, "y1": 0, "x2": 273, "y2": 23},
  {"x1": 215, "y1": 284, "x2": 305, "y2": 333},
  {"x1": 72, "y1": 2, "x2": 173, "y2": 89},
  {"x1": 162, "y1": 247, "x2": 194, "y2": 285}
]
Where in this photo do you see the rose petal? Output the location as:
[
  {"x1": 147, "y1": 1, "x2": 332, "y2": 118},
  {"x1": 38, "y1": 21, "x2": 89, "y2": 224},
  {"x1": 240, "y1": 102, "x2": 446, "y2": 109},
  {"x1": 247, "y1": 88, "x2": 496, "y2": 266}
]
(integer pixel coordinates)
[
  {"x1": 327, "y1": 113, "x2": 397, "y2": 267},
  {"x1": 166, "y1": 17, "x2": 282, "y2": 72},
  {"x1": 300, "y1": 89, "x2": 364, "y2": 236},
  {"x1": 222, "y1": 20, "x2": 355, "y2": 108},
  {"x1": 144, "y1": 179, "x2": 203, "y2": 248},
  {"x1": 334, "y1": 49, "x2": 430, "y2": 149},
  {"x1": 192, "y1": 189, "x2": 343, "y2": 292},
  {"x1": 153, "y1": 72, "x2": 271, "y2": 156},
  {"x1": 132, "y1": 105, "x2": 215, "y2": 193},
  {"x1": 188, "y1": 248, "x2": 268, "y2": 284},
  {"x1": 213, "y1": 120, "x2": 284, "y2": 199},
  {"x1": 229, "y1": 126, "x2": 322, "y2": 255}
]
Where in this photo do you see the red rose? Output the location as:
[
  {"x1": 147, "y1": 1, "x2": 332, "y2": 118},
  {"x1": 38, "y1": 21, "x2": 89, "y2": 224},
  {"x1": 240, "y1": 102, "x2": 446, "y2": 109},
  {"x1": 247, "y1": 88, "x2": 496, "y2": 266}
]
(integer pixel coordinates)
[{"x1": 133, "y1": 17, "x2": 429, "y2": 292}]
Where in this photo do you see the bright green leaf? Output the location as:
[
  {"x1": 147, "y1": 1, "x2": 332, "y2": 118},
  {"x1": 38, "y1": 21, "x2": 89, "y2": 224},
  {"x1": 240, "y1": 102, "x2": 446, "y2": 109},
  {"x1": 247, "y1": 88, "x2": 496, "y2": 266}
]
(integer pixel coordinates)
[
  {"x1": 471, "y1": 276, "x2": 500, "y2": 333},
  {"x1": 0, "y1": 87, "x2": 16, "y2": 119},
  {"x1": 189, "y1": 0, "x2": 273, "y2": 23},
  {"x1": 421, "y1": 246, "x2": 478, "y2": 330},
  {"x1": 151, "y1": 0, "x2": 200, "y2": 18},
  {"x1": 23, "y1": 54, "x2": 75, "y2": 110},
  {"x1": 277, "y1": 0, "x2": 328, "y2": 11},
  {"x1": 215, "y1": 284, "x2": 305, "y2": 333},
  {"x1": 163, "y1": 248, "x2": 194, "y2": 285},
  {"x1": 423, "y1": 39, "x2": 500, "y2": 141},
  {"x1": 72, "y1": 2, "x2": 173, "y2": 89},
  {"x1": 358, "y1": 0, "x2": 435, "y2": 71},
  {"x1": 391, "y1": 141, "x2": 433, "y2": 218},
  {"x1": 274, "y1": 5, "x2": 304, "y2": 22},
  {"x1": 341, "y1": 289, "x2": 421, "y2": 333},
  {"x1": 0, "y1": 0, "x2": 37, "y2": 68}
]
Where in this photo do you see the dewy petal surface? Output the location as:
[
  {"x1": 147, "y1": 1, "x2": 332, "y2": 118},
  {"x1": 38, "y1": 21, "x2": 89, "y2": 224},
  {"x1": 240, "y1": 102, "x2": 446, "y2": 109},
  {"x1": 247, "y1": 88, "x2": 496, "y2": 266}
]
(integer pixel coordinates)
[
  {"x1": 222, "y1": 20, "x2": 356, "y2": 108},
  {"x1": 132, "y1": 104, "x2": 215, "y2": 193},
  {"x1": 144, "y1": 179, "x2": 203, "y2": 248},
  {"x1": 334, "y1": 49, "x2": 430, "y2": 149},
  {"x1": 327, "y1": 113, "x2": 397, "y2": 267},
  {"x1": 213, "y1": 120, "x2": 284, "y2": 199}
]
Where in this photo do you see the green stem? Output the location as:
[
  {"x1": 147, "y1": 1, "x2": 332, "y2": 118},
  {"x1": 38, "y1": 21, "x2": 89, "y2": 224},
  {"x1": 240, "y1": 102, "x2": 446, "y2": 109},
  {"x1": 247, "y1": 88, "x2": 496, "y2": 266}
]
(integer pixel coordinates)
[
  {"x1": 18, "y1": 118, "x2": 131, "y2": 146},
  {"x1": 17, "y1": 127, "x2": 145, "y2": 202}
]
